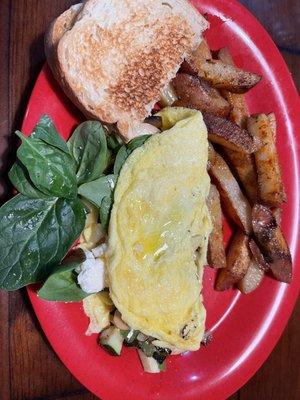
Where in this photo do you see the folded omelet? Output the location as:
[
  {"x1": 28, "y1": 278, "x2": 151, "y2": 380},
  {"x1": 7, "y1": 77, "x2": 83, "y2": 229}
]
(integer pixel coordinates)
[{"x1": 107, "y1": 108, "x2": 212, "y2": 351}]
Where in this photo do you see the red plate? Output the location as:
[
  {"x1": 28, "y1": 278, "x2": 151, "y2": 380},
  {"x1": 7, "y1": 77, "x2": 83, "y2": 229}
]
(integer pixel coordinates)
[{"x1": 23, "y1": 1, "x2": 299, "y2": 399}]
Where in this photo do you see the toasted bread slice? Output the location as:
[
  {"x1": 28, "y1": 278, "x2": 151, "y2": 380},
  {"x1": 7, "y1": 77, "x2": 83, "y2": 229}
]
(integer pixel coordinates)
[
  {"x1": 45, "y1": 3, "x2": 82, "y2": 77},
  {"x1": 55, "y1": 0, "x2": 209, "y2": 139}
]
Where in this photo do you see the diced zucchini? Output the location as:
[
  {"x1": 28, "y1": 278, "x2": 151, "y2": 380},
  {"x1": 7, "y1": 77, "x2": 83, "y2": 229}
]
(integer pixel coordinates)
[
  {"x1": 122, "y1": 329, "x2": 139, "y2": 344},
  {"x1": 99, "y1": 327, "x2": 124, "y2": 356},
  {"x1": 138, "y1": 341, "x2": 156, "y2": 357},
  {"x1": 138, "y1": 350, "x2": 166, "y2": 373}
]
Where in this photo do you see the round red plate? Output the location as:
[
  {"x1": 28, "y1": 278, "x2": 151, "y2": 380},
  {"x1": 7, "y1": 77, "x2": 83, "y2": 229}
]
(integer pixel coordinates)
[{"x1": 23, "y1": 1, "x2": 300, "y2": 399}]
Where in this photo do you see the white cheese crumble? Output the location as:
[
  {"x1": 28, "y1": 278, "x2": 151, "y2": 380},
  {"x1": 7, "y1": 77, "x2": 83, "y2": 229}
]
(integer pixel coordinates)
[{"x1": 77, "y1": 257, "x2": 105, "y2": 294}]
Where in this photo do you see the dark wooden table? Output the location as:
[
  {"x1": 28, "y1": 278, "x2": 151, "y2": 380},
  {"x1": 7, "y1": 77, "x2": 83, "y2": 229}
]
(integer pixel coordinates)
[{"x1": 0, "y1": 1, "x2": 299, "y2": 399}]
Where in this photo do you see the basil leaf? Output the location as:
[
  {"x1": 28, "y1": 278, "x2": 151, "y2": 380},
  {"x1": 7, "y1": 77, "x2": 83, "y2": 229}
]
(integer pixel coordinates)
[
  {"x1": 78, "y1": 175, "x2": 115, "y2": 228},
  {"x1": 113, "y1": 135, "x2": 150, "y2": 175},
  {"x1": 68, "y1": 121, "x2": 109, "y2": 185},
  {"x1": 16, "y1": 131, "x2": 77, "y2": 198},
  {"x1": 0, "y1": 194, "x2": 86, "y2": 290},
  {"x1": 8, "y1": 161, "x2": 47, "y2": 199},
  {"x1": 31, "y1": 115, "x2": 70, "y2": 154},
  {"x1": 38, "y1": 260, "x2": 89, "y2": 302}
]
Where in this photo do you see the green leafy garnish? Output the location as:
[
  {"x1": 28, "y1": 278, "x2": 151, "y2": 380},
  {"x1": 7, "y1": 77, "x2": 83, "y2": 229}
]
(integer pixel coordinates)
[
  {"x1": 0, "y1": 194, "x2": 86, "y2": 291},
  {"x1": 31, "y1": 115, "x2": 70, "y2": 154},
  {"x1": 78, "y1": 175, "x2": 115, "y2": 229},
  {"x1": 8, "y1": 161, "x2": 47, "y2": 199},
  {"x1": 113, "y1": 135, "x2": 150, "y2": 175},
  {"x1": 16, "y1": 130, "x2": 77, "y2": 198},
  {"x1": 38, "y1": 258, "x2": 89, "y2": 302},
  {"x1": 68, "y1": 121, "x2": 109, "y2": 185}
]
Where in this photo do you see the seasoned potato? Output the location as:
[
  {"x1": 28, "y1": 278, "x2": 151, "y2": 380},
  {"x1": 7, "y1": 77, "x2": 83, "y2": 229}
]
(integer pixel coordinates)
[
  {"x1": 208, "y1": 145, "x2": 252, "y2": 234},
  {"x1": 238, "y1": 259, "x2": 265, "y2": 294},
  {"x1": 273, "y1": 207, "x2": 282, "y2": 225},
  {"x1": 215, "y1": 230, "x2": 251, "y2": 291},
  {"x1": 184, "y1": 39, "x2": 212, "y2": 74},
  {"x1": 192, "y1": 39, "x2": 212, "y2": 62},
  {"x1": 222, "y1": 149, "x2": 258, "y2": 204},
  {"x1": 248, "y1": 114, "x2": 286, "y2": 207},
  {"x1": 218, "y1": 47, "x2": 249, "y2": 127},
  {"x1": 172, "y1": 73, "x2": 230, "y2": 118},
  {"x1": 204, "y1": 113, "x2": 259, "y2": 154},
  {"x1": 190, "y1": 59, "x2": 261, "y2": 94},
  {"x1": 207, "y1": 185, "x2": 226, "y2": 269},
  {"x1": 249, "y1": 239, "x2": 269, "y2": 271},
  {"x1": 252, "y1": 204, "x2": 292, "y2": 283},
  {"x1": 216, "y1": 48, "x2": 258, "y2": 204}
]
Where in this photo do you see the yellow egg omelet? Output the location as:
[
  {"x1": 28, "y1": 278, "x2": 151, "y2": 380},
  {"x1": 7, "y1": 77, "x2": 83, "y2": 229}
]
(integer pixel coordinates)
[{"x1": 107, "y1": 108, "x2": 212, "y2": 351}]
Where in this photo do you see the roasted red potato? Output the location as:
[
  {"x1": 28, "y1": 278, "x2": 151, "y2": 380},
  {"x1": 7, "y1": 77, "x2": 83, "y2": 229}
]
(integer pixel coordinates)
[
  {"x1": 172, "y1": 73, "x2": 231, "y2": 118},
  {"x1": 215, "y1": 230, "x2": 251, "y2": 291},
  {"x1": 238, "y1": 259, "x2": 265, "y2": 294},
  {"x1": 218, "y1": 47, "x2": 249, "y2": 127},
  {"x1": 252, "y1": 204, "x2": 292, "y2": 283},
  {"x1": 248, "y1": 114, "x2": 286, "y2": 207},
  {"x1": 203, "y1": 113, "x2": 259, "y2": 154},
  {"x1": 189, "y1": 59, "x2": 261, "y2": 94},
  {"x1": 207, "y1": 185, "x2": 226, "y2": 269},
  {"x1": 208, "y1": 145, "x2": 253, "y2": 234}
]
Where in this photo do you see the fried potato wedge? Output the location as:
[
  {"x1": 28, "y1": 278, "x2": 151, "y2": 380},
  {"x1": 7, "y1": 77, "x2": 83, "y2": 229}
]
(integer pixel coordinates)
[
  {"x1": 238, "y1": 259, "x2": 265, "y2": 294},
  {"x1": 207, "y1": 185, "x2": 226, "y2": 269},
  {"x1": 249, "y1": 239, "x2": 269, "y2": 271},
  {"x1": 248, "y1": 114, "x2": 286, "y2": 207},
  {"x1": 222, "y1": 149, "x2": 258, "y2": 204},
  {"x1": 252, "y1": 204, "x2": 292, "y2": 283},
  {"x1": 218, "y1": 47, "x2": 249, "y2": 127},
  {"x1": 172, "y1": 73, "x2": 231, "y2": 117},
  {"x1": 215, "y1": 230, "x2": 251, "y2": 291},
  {"x1": 273, "y1": 207, "x2": 282, "y2": 225},
  {"x1": 190, "y1": 59, "x2": 261, "y2": 94},
  {"x1": 203, "y1": 113, "x2": 259, "y2": 154},
  {"x1": 184, "y1": 39, "x2": 212, "y2": 74},
  {"x1": 193, "y1": 39, "x2": 212, "y2": 62},
  {"x1": 216, "y1": 48, "x2": 258, "y2": 203},
  {"x1": 208, "y1": 145, "x2": 253, "y2": 234}
]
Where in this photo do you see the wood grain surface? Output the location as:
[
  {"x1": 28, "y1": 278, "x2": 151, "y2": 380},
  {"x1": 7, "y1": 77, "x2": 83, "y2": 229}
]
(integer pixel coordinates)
[{"x1": 0, "y1": 1, "x2": 299, "y2": 399}]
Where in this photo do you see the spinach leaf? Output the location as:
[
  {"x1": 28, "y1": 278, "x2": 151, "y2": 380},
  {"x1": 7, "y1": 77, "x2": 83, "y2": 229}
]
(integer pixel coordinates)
[
  {"x1": 0, "y1": 194, "x2": 86, "y2": 290},
  {"x1": 31, "y1": 115, "x2": 70, "y2": 154},
  {"x1": 99, "y1": 195, "x2": 113, "y2": 230},
  {"x1": 9, "y1": 161, "x2": 47, "y2": 199},
  {"x1": 78, "y1": 175, "x2": 115, "y2": 228},
  {"x1": 113, "y1": 146, "x2": 128, "y2": 175},
  {"x1": 107, "y1": 133, "x2": 124, "y2": 153},
  {"x1": 68, "y1": 121, "x2": 109, "y2": 185},
  {"x1": 38, "y1": 260, "x2": 89, "y2": 302},
  {"x1": 113, "y1": 135, "x2": 150, "y2": 175},
  {"x1": 16, "y1": 131, "x2": 77, "y2": 198}
]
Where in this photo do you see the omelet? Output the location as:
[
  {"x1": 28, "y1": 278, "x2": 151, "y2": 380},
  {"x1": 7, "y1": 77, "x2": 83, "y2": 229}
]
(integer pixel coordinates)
[{"x1": 107, "y1": 107, "x2": 212, "y2": 351}]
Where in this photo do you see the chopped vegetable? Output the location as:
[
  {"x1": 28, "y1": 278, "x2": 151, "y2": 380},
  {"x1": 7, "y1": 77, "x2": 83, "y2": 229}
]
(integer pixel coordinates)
[{"x1": 99, "y1": 326, "x2": 124, "y2": 356}]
